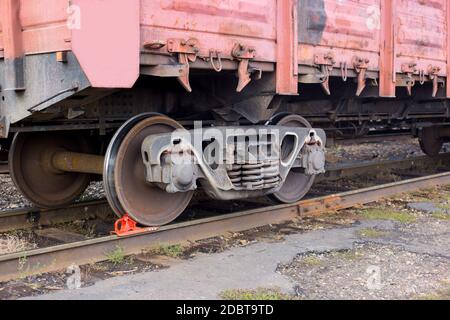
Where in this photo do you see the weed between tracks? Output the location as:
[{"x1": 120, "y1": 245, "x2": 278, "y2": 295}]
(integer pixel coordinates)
[
  {"x1": 145, "y1": 244, "x2": 185, "y2": 258},
  {"x1": 417, "y1": 285, "x2": 450, "y2": 300},
  {"x1": 0, "y1": 235, "x2": 33, "y2": 255},
  {"x1": 359, "y1": 208, "x2": 417, "y2": 223},
  {"x1": 106, "y1": 246, "x2": 126, "y2": 265},
  {"x1": 299, "y1": 256, "x2": 323, "y2": 267},
  {"x1": 357, "y1": 228, "x2": 388, "y2": 238},
  {"x1": 221, "y1": 288, "x2": 294, "y2": 301}
]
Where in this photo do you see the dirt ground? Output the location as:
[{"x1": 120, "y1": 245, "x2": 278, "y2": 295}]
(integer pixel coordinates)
[{"x1": 327, "y1": 138, "x2": 450, "y2": 165}]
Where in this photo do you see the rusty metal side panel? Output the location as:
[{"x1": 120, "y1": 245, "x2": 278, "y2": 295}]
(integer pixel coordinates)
[
  {"x1": 19, "y1": 0, "x2": 70, "y2": 54},
  {"x1": 0, "y1": 0, "x2": 70, "y2": 57},
  {"x1": 140, "y1": 0, "x2": 277, "y2": 62},
  {"x1": 379, "y1": 0, "x2": 396, "y2": 97},
  {"x1": 0, "y1": 0, "x2": 23, "y2": 59},
  {"x1": 395, "y1": 0, "x2": 447, "y2": 75},
  {"x1": 297, "y1": 0, "x2": 381, "y2": 71},
  {"x1": 276, "y1": 0, "x2": 298, "y2": 95}
]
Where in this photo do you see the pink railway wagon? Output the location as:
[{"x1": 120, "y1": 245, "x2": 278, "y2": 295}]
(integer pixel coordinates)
[{"x1": 0, "y1": 0, "x2": 449, "y2": 226}]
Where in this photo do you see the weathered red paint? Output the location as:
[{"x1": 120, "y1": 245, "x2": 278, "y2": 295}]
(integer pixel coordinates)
[
  {"x1": 20, "y1": 0, "x2": 70, "y2": 55},
  {"x1": 0, "y1": 0, "x2": 23, "y2": 59},
  {"x1": 140, "y1": 0, "x2": 277, "y2": 62},
  {"x1": 1, "y1": 0, "x2": 450, "y2": 96},
  {"x1": 395, "y1": 0, "x2": 447, "y2": 76},
  {"x1": 380, "y1": 0, "x2": 396, "y2": 97},
  {"x1": 298, "y1": 0, "x2": 381, "y2": 72},
  {"x1": 276, "y1": 0, "x2": 298, "y2": 95}
]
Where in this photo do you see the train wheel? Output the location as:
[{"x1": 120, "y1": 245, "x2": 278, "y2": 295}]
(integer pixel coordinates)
[
  {"x1": 104, "y1": 114, "x2": 194, "y2": 226},
  {"x1": 419, "y1": 127, "x2": 443, "y2": 157},
  {"x1": 268, "y1": 114, "x2": 316, "y2": 204},
  {"x1": 9, "y1": 132, "x2": 92, "y2": 208}
]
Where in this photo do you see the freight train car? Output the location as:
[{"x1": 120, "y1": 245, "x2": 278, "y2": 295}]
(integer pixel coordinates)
[{"x1": 0, "y1": 0, "x2": 449, "y2": 226}]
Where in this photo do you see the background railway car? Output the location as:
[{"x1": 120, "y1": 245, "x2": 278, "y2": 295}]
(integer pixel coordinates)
[{"x1": 0, "y1": 0, "x2": 449, "y2": 226}]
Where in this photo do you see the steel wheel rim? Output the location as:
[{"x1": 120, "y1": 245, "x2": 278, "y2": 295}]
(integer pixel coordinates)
[
  {"x1": 268, "y1": 114, "x2": 316, "y2": 204},
  {"x1": 9, "y1": 132, "x2": 92, "y2": 208},
  {"x1": 103, "y1": 113, "x2": 159, "y2": 217},
  {"x1": 419, "y1": 127, "x2": 443, "y2": 157},
  {"x1": 104, "y1": 114, "x2": 194, "y2": 226}
]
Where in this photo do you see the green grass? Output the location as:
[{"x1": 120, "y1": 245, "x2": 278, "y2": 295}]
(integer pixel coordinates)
[
  {"x1": 147, "y1": 244, "x2": 185, "y2": 258},
  {"x1": 357, "y1": 228, "x2": 387, "y2": 238},
  {"x1": 221, "y1": 288, "x2": 293, "y2": 300},
  {"x1": 417, "y1": 287, "x2": 450, "y2": 300},
  {"x1": 333, "y1": 250, "x2": 361, "y2": 261},
  {"x1": 106, "y1": 246, "x2": 126, "y2": 265},
  {"x1": 432, "y1": 202, "x2": 450, "y2": 219},
  {"x1": 359, "y1": 208, "x2": 416, "y2": 223},
  {"x1": 431, "y1": 210, "x2": 450, "y2": 220},
  {"x1": 59, "y1": 222, "x2": 96, "y2": 238},
  {"x1": 410, "y1": 188, "x2": 438, "y2": 198},
  {"x1": 18, "y1": 254, "x2": 27, "y2": 271},
  {"x1": 409, "y1": 197, "x2": 432, "y2": 203},
  {"x1": 300, "y1": 256, "x2": 322, "y2": 266}
]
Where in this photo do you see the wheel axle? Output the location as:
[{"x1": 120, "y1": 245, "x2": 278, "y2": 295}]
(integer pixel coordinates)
[{"x1": 50, "y1": 151, "x2": 104, "y2": 175}]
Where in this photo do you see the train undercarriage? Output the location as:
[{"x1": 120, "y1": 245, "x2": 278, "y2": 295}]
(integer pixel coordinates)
[
  {"x1": 6, "y1": 113, "x2": 326, "y2": 226},
  {"x1": 2, "y1": 57, "x2": 450, "y2": 227}
]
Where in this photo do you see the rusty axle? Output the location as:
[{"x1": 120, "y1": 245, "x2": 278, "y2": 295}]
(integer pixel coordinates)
[{"x1": 51, "y1": 151, "x2": 104, "y2": 175}]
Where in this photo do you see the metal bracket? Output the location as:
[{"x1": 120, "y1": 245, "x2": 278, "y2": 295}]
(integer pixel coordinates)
[
  {"x1": 401, "y1": 63, "x2": 418, "y2": 96},
  {"x1": 143, "y1": 40, "x2": 167, "y2": 50},
  {"x1": 419, "y1": 69, "x2": 426, "y2": 85},
  {"x1": 353, "y1": 57, "x2": 370, "y2": 96},
  {"x1": 141, "y1": 64, "x2": 188, "y2": 78},
  {"x1": 314, "y1": 53, "x2": 335, "y2": 95},
  {"x1": 232, "y1": 43, "x2": 257, "y2": 92},
  {"x1": 208, "y1": 50, "x2": 223, "y2": 72},
  {"x1": 340, "y1": 62, "x2": 348, "y2": 82},
  {"x1": 166, "y1": 38, "x2": 200, "y2": 92},
  {"x1": 428, "y1": 65, "x2": 441, "y2": 97}
]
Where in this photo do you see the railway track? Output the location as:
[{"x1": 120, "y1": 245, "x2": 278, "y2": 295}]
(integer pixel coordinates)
[
  {"x1": 1, "y1": 153, "x2": 448, "y2": 234},
  {"x1": 0, "y1": 154, "x2": 449, "y2": 282},
  {"x1": 320, "y1": 153, "x2": 450, "y2": 181},
  {"x1": 1, "y1": 153, "x2": 449, "y2": 233},
  {"x1": 1, "y1": 171, "x2": 449, "y2": 283},
  {"x1": 332, "y1": 133, "x2": 412, "y2": 146}
]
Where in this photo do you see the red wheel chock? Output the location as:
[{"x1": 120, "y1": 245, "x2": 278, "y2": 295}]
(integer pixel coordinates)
[{"x1": 113, "y1": 214, "x2": 159, "y2": 237}]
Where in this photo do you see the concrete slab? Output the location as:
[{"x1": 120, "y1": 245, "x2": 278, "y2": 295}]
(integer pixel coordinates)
[
  {"x1": 27, "y1": 220, "x2": 386, "y2": 300},
  {"x1": 407, "y1": 202, "x2": 441, "y2": 214}
]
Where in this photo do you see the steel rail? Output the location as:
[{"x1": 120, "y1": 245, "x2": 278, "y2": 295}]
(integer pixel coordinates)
[
  {"x1": 0, "y1": 200, "x2": 112, "y2": 233},
  {"x1": 0, "y1": 153, "x2": 449, "y2": 234},
  {"x1": 0, "y1": 162, "x2": 8, "y2": 174},
  {"x1": 1, "y1": 171, "x2": 450, "y2": 282},
  {"x1": 332, "y1": 133, "x2": 412, "y2": 146},
  {"x1": 320, "y1": 153, "x2": 450, "y2": 181}
]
